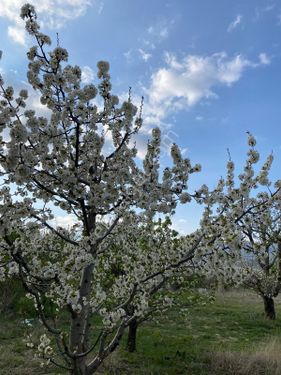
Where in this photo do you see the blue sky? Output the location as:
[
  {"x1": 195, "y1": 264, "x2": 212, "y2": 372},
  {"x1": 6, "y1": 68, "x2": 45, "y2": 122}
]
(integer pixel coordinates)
[{"x1": 0, "y1": 0, "x2": 281, "y2": 233}]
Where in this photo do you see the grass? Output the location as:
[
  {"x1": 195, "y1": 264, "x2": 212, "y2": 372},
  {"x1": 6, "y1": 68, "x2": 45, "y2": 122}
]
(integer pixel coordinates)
[
  {"x1": 207, "y1": 337, "x2": 281, "y2": 375},
  {"x1": 1, "y1": 289, "x2": 281, "y2": 374}
]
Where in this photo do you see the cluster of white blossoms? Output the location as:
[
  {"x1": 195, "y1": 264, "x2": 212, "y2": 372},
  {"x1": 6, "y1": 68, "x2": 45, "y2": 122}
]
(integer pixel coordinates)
[
  {"x1": 88, "y1": 215, "x2": 201, "y2": 327},
  {"x1": 38, "y1": 333, "x2": 53, "y2": 357}
]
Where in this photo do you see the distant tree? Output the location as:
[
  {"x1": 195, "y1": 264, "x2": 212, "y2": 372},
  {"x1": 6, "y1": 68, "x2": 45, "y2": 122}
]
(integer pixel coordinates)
[
  {"x1": 0, "y1": 4, "x2": 204, "y2": 374},
  {"x1": 200, "y1": 133, "x2": 281, "y2": 319},
  {"x1": 238, "y1": 196, "x2": 281, "y2": 320}
]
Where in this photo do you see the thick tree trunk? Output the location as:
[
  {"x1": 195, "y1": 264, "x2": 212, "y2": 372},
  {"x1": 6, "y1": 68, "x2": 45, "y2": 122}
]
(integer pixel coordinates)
[
  {"x1": 126, "y1": 318, "x2": 138, "y2": 352},
  {"x1": 69, "y1": 263, "x2": 95, "y2": 375},
  {"x1": 69, "y1": 214, "x2": 97, "y2": 374},
  {"x1": 262, "y1": 295, "x2": 275, "y2": 320}
]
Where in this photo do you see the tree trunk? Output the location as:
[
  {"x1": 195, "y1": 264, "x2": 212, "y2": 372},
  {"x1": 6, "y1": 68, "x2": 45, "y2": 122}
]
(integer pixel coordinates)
[
  {"x1": 71, "y1": 361, "x2": 86, "y2": 375},
  {"x1": 68, "y1": 262, "x2": 96, "y2": 375},
  {"x1": 69, "y1": 214, "x2": 97, "y2": 374},
  {"x1": 262, "y1": 295, "x2": 276, "y2": 320},
  {"x1": 126, "y1": 318, "x2": 138, "y2": 352},
  {"x1": 217, "y1": 278, "x2": 225, "y2": 294}
]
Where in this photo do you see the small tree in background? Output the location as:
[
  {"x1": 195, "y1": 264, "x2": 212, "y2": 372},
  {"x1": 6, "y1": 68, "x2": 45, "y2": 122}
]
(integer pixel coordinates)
[
  {"x1": 200, "y1": 133, "x2": 281, "y2": 319},
  {"x1": 238, "y1": 196, "x2": 281, "y2": 320}
]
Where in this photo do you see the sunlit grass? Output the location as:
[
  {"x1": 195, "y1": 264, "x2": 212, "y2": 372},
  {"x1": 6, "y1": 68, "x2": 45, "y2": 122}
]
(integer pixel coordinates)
[{"x1": 1, "y1": 289, "x2": 281, "y2": 374}]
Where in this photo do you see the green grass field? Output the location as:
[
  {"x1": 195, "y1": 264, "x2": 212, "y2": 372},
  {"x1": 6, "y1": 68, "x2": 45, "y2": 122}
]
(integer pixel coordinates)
[{"x1": 2, "y1": 289, "x2": 281, "y2": 375}]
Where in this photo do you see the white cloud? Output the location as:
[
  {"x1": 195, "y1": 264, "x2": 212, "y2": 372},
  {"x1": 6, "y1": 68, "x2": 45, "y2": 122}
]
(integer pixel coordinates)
[
  {"x1": 119, "y1": 50, "x2": 267, "y2": 159},
  {"x1": 127, "y1": 95, "x2": 180, "y2": 160},
  {"x1": 259, "y1": 52, "x2": 271, "y2": 65},
  {"x1": 171, "y1": 218, "x2": 199, "y2": 235},
  {"x1": 133, "y1": 132, "x2": 150, "y2": 160},
  {"x1": 147, "y1": 52, "x2": 254, "y2": 110},
  {"x1": 8, "y1": 25, "x2": 26, "y2": 46},
  {"x1": 129, "y1": 51, "x2": 268, "y2": 149},
  {"x1": 138, "y1": 48, "x2": 152, "y2": 62},
  {"x1": 81, "y1": 66, "x2": 95, "y2": 84},
  {"x1": 28, "y1": 92, "x2": 52, "y2": 116},
  {"x1": 146, "y1": 18, "x2": 174, "y2": 44},
  {"x1": 50, "y1": 214, "x2": 78, "y2": 229},
  {"x1": 227, "y1": 14, "x2": 242, "y2": 32},
  {"x1": 0, "y1": 0, "x2": 92, "y2": 45}
]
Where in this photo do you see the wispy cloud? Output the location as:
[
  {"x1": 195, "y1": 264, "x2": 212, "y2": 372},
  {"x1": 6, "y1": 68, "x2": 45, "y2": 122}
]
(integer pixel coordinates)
[
  {"x1": 138, "y1": 48, "x2": 152, "y2": 62},
  {"x1": 0, "y1": 0, "x2": 92, "y2": 45},
  {"x1": 124, "y1": 17, "x2": 175, "y2": 64},
  {"x1": 124, "y1": 48, "x2": 152, "y2": 63},
  {"x1": 227, "y1": 14, "x2": 243, "y2": 32},
  {"x1": 259, "y1": 52, "x2": 271, "y2": 65},
  {"x1": 147, "y1": 25, "x2": 169, "y2": 40},
  {"x1": 123, "y1": 49, "x2": 133, "y2": 63},
  {"x1": 97, "y1": 1, "x2": 104, "y2": 15},
  {"x1": 255, "y1": 4, "x2": 275, "y2": 21},
  {"x1": 144, "y1": 18, "x2": 175, "y2": 47}
]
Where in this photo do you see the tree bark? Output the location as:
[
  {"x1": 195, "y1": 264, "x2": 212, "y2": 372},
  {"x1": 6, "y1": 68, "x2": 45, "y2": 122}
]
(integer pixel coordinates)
[
  {"x1": 262, "y1": 295, "x2": 276, "y2": 320},
  {"x1": 71, "y1": 362, "x2": 86, "y2": 375},
  {"x1": 69, "y1": 213, "x2": 97, "y2": 375},
  {"x1": 126, "y1": 318, "x2": 138, "y2": 352},
  {"x1": 68, "y1": 263, "x2": 94, "y2": 374}
]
